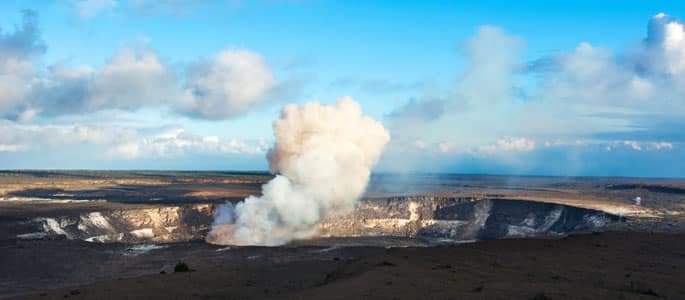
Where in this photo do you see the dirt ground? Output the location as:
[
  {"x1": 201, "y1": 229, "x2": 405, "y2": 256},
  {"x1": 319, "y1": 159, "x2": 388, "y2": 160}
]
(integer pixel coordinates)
[{"x1": 5, "y1": 231, "x2": 684, "y2": 300}]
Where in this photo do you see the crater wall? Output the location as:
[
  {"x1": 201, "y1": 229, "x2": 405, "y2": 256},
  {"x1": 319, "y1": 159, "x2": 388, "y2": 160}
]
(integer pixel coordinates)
[
  {"x1": 7, "y1": 197, "x2": 621, "y2": 244},
  {"x1": 320, "y1": 197, "x2": 621, "y2": 241}
]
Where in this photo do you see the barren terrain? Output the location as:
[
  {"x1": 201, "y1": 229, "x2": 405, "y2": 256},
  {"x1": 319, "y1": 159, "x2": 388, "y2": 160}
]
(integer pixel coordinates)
[{"x1": 1, "y1": 171, "x2": 684, "y2": 299}]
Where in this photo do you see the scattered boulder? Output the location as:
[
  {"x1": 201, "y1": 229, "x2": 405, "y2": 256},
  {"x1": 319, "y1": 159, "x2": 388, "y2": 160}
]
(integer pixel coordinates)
[{"x1": 174, "y1": 261, "x2": 191, "y2": 273}]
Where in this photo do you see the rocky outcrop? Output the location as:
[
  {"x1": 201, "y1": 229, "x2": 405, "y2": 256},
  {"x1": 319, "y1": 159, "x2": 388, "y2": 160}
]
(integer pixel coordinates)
[
  {"x1": 14, "y1": 196, "x2": 620, "y2": 244},
  {"x1": 319, "y1": 197, "x2": 621, "y2": 241},
  {"x1": 20, "y1": 204, "x2": 214, "y2": 243}
]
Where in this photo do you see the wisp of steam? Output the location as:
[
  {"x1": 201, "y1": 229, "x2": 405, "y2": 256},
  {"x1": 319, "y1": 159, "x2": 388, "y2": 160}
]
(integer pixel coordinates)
[{"x1": 207, "y1": 97, "x2": 390, "y2": 245}]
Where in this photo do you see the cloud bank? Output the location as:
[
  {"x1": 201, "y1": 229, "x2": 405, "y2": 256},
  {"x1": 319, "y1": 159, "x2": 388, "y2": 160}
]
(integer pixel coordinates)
[
  {"x1": 0, "y1": 121, "x2": 266, "y2": 162},
  {"x1": 0, "y1": 11, "x2": 294, "y2": 121},
  {"x1": 382, "y1": 13, "x2": 684, "y2": 174}
]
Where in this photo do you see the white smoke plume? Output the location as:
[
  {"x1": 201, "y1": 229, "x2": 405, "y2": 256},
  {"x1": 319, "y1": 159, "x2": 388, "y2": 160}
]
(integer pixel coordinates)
[{"x1": 207, "y1": 97, "x2": 390, "y2": 245}]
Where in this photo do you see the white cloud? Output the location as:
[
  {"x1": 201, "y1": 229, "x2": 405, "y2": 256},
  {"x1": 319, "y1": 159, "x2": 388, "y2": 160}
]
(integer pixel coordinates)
[
  {"x1": 16, "y1": 108, "x2": 37, "y2": 123},
  {"x1": 473, "y1": 137, "x2": 535, "y2": 156},
  {"x1": 0, "y1": 15, "x2": 175, "y2": 117},
  {"x1": 178, "y1": 48, "x2": 278, "y2": 119},
  {"x1": 459, "y1": 25, "x2": 524, "y2": 106},
  {"x1": 109, "y1": 143, "x2": 141, "y2": 159},
  {"x1": 105, "y1": 128, "x2": 268, "y2": 159},
  {"x1": 605, "y1": 140, "x2": 674, "y2": 152},
  {"x1": 413, "y1": 140, "x2": 427, "y2": 149},
  {"x1": 539, "y1": 42, "x2": 653, "y2": 106},
  {"x1": 384, "y1": 25, "x2": 526, "y2": 164},
  {"x1": 0, "y1": 12, "x2": 295, "y2": 121},
  {"x1": 624, "y1": 140, "x2": 642, "y2": 151},
  {"x1": 73, "y1": 0, "x2": 117, "y2": 18},
  {"x1": 33, "y1": 46, "x2": 176, "y2": 115},
  {"x1": 547, "y1": 139, "x2": 588, "y2": 148},
  {"x1": 537, "y1": 12, "x2": 685, "y2": 114},
  {"x1": 0, "y1": 121, "x2": 136, "y2": 152},
  {"x1": 33, "y1": 46, "x2": 288, "y2": 119},
  {"x1": 0, "y1": 58, "x2": 34, "y2": 116},
  {"x1": 0, "y1": 144, "x2": 27, "y2": 152},
  {"x1": 0, "y1": 11, "x2": 45, "y2": 118},
  {"x1": 73, "y1": 0, "x2": 118, "y2": 18},
  {"x1": 542, "y1": 139, "x2": 674, "y2": 152},
  {"x1": 0, "y1": 120, "x2": 267, "y2": 159},
  {"x1": 386, "y1": 12, "x2": 685, "y2": 171},
  {"x1": 651, "y1": 141, "x2": 674, "y2": 150},
  {"x1": 438, "y1": 141, "x2": 458, "y2": 153},
  {"x1": 91, "y1": 46, "x2": 175, "y2": 110},
  {"x1": 640, "y1": 13, "x2": 685, "y2": 75},
  {"x1": 404, "y1": 137, "x2": 535, "y2": 157},
  {"x1": 3, "y1": 44, "x2": 286, "y2": 119},
  {"x1": 496, "y1": 137, "x2": 536, "y2": 152}
]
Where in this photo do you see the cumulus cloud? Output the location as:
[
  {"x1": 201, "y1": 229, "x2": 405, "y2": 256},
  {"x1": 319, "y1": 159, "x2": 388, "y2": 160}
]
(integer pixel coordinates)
[
  {"x1": 639, "y1": 13, "x2": 685, "y2": 75},
  {"x1": 388, "y1": 25, "x2": 524, "y2": 136},
  {"x1": 459, "y1": 25, "x2": 524, "y2": 106},
  {"x1": 387, "y1": 25, "x2": 523, "y2": 127},
  {"x1": 32, "y1": 46, "x2": 282, "y2": 119},
  {"x1": 382, "y1": 13, "x2": 685, "y2": 174},
  {"x1": 0, "y1": 58, "x2": 34, "y2": 117},
  {"x1": 177, "y1": 49, "x2": 279, "y2": 119},
  {"x1": 92, "y1": 47, "x2": 175, "y2": 108},
  {"x1": 534, "y1": 13, "x2": 685, "y2": 112},
  {"x1": 382, "y1": 25, "x2": 526, "y2": 170},
  {"x1": 32, "y1": 46, "x2": 176, "y2": 116},
  {"x1": 0, "y1": 12, "x2": 294, "y2": 120},
  {"x1": 0, "y1": 13, "x2": 170, "y2": 117},
  {"x1": 0, "y1": 10, "x2": 45, "y2": 118},
  {"x1": 534, "y1": 43, "x2": 653, "y2": 107}
]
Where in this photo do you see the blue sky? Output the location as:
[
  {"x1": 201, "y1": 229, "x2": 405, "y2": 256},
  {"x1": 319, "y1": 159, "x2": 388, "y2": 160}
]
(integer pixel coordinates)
[{"x1": 0, "y1": 0, "x2": 684, "y2": 177}]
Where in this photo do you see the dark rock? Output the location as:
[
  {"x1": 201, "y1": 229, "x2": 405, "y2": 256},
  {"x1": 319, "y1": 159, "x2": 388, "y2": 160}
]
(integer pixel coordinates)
[
  {"x1": 376, "y1": 260, "x2": 396, "y2": 267},
  {"x1": 174, "y1": 261, "x2": 190, "y2": 273}
]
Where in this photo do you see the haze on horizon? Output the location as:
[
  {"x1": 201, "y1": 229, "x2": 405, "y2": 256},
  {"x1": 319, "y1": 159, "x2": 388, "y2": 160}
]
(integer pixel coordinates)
[{"x1": 1, "y1": 0, "x2": 684, "y2": 178}]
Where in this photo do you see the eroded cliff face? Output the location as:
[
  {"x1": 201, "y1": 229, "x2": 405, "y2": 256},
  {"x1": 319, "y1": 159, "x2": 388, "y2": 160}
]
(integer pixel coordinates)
[
  {"x1": 319, "y1": 197, "x2": 621, "y2": 241},
  {"x1": 20, "y1": 204, "x2": 214, "y2": 243},
  {"x1": 15, "y1": 197, "x2": 620, "y2": 244}
]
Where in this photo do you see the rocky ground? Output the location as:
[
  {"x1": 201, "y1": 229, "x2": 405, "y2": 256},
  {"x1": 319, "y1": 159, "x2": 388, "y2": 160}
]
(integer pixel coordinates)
[
  {"x1": 1, "y1": 171, "x2": 684, "y2": 299},
  {"x1": 3, "y1": 232, "x2": 684, "y2": 299}
]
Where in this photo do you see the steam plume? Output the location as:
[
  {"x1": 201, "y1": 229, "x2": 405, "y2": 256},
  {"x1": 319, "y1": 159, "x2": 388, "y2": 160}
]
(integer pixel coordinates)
[{"x1": 208, "y1": 97, "x2": 390, "y2": 245}]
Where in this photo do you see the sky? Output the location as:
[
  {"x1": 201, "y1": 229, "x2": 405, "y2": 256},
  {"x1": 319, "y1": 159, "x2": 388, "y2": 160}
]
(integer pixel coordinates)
[{"x1": 0, "y1": 0, "x2": 684, "y2": 177}]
